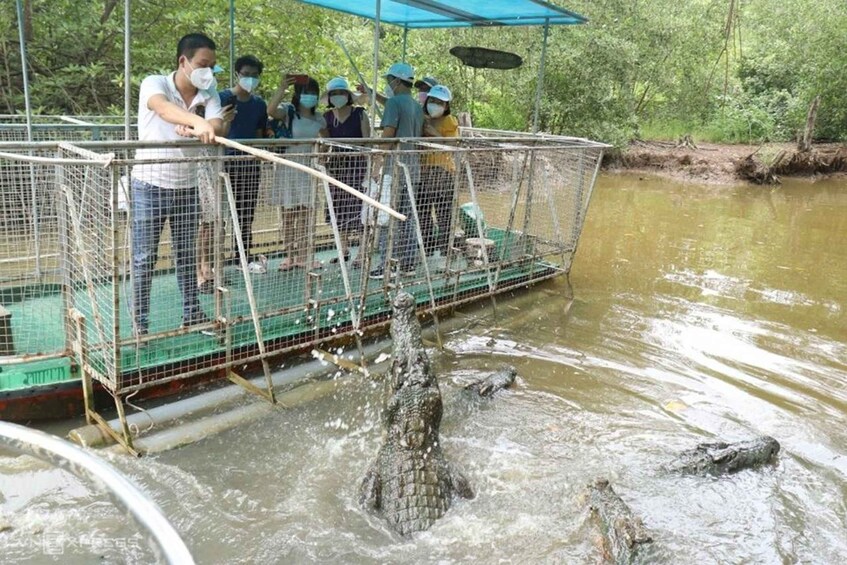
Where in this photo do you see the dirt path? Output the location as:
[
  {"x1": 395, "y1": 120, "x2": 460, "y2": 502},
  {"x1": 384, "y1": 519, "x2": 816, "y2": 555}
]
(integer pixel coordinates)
[{"x1": 604, "y1": 140, "x2": 847, "y2": 185}]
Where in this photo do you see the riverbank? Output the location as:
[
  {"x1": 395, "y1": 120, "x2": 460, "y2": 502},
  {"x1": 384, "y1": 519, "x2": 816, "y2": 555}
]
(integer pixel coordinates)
[{"x1": 604, "y1": 140, "x2": 847, "y2": 185}]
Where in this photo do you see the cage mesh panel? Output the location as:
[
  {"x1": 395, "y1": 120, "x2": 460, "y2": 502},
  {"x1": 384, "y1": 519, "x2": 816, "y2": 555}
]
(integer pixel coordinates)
[
  {"x1": 0, "y1": 116, "x2": 132, "y2": 142},
  {"x1": 0, "y1": 130, "x2": 606, "y2": 394},
  {"x1": 0, "y1": 146, "x2": 64, "y2": 357},
  {"x1": 59, "y1": 146, "x2": 119, "y2": 387}
]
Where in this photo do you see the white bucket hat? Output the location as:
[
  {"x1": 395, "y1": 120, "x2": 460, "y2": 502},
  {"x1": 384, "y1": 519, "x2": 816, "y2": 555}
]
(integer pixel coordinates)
[
  {"x1": 326, "y1": 76, "x2": 351, "y2": 93},
  {"x1": 384, "y1": 62, "x2": 414, "y2": 83},
  {"x1": 426, "y1": 84, "x2": 452, "y2": 102}
]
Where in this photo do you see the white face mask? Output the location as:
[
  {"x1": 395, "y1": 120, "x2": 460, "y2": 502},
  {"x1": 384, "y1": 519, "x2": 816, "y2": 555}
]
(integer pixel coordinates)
[
  {"x1": 183, "y1": 60, "x2": 215, "y2": 90},
  {"x1": 238, "y1": 76, "x2": 259, "y2": 93},
  {"x1": 329, "y1": 94, "x2": 349, "y2": 108},
  {"x1": 383, "y1": 79, "x2": 395, "y2": 99},
  {"x1": 427, "y1": 102, "x2": 445, "y2": 118}
]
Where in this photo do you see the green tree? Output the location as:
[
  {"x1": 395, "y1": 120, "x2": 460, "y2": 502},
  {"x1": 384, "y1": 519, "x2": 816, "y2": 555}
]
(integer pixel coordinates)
[{"x1": 2, "y1": 0, "x2": 847, "y2": 146}]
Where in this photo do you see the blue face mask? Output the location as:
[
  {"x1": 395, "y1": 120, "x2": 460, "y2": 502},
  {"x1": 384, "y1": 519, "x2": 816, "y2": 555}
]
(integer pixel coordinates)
[
  {"x1": 300, "y1": 94, "x2": 318, "y2": 109},
  {"x1": 238, "y1": 76, "x2": 260, "y2": 93}
]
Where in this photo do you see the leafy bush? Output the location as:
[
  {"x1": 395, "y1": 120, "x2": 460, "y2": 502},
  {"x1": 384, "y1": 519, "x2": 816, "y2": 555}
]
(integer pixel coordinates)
[{"x1": 701, "y1": 94, "x2": 777, "y2": 143}]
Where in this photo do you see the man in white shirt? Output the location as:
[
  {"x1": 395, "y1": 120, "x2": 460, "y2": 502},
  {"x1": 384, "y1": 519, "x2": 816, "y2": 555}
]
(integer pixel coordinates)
[{"x1": 130, "y1": 33, "x2": 224, "y2": 337}]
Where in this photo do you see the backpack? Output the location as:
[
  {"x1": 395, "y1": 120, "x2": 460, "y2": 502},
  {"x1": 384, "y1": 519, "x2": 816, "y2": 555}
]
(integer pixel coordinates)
[{"x1": 269, "y1": 103, "x2": 296, "y2": 139}]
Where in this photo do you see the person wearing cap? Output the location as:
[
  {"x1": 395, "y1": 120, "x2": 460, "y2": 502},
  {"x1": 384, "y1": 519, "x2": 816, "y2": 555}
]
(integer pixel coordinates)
[
  {"x1": 370, "y1": 62, "x2": 425, "y2": 279},
  {"x1": 323, "y1": 76, "x2": 371, "y2": 264},
  {"x1": 420, "y1": 84, "x2": 459, "y2": 260},
  {"x1": 359, "y1": 74, "x2": 439, "y2": 108},
  {"x1": 414, "y1": 76, "x2": 439, "y2": 105}
]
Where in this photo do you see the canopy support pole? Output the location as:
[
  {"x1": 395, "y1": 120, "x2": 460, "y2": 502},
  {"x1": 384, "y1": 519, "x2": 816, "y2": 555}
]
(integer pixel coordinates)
[
  {"x1": 531, "y1": 19, "x2": 550, "y2": 134},
  {"x1": 402, "y1": 27, "x2": 408, "y2": 62},
  {"x1": 15, "y1": 0, "x2": 41, "y2": 278},
  {"x1": 229, "y1": 0, "x2": 236, "y2": 86},
  {"x1": 371, "y1": 0, "x2": 381, "y2": 134},
  {"x1": 124, "y1": 0, "x2": 131, "y2": 140},
  {"x1": 14, "y1": 0, "x2": 32, "y2": 142}
]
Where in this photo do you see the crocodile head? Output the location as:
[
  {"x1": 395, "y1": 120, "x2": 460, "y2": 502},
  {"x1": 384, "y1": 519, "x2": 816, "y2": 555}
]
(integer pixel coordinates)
[
  {"x1": 390, "y1": 292, "x2": 417, "y2": 334},
  {"x1": 389, "y1": 292, "x2": 434, "y2": 391},
  {"x1": 712, "y1": 436, "x2": 780, "y2": 471}
]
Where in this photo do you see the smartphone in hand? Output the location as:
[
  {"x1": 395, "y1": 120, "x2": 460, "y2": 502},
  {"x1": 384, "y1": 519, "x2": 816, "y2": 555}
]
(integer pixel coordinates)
[
  {"x1": 219, "y1": 89, "x2": 235, "y2": 107},
  {"x1": 286, "y1": 74, "x2": 309, "y2": 86}
]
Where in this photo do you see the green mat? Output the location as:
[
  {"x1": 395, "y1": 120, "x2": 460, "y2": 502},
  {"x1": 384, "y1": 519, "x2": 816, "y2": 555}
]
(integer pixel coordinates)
[{"x1": 2, "y1": 239, "x2": 554, "y2": 392}]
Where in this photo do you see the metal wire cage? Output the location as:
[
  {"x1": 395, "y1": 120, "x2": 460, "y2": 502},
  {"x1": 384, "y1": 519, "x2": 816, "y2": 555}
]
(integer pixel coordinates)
[
  {"x1": 0, "y1": 115, "x2": 131, "y2": 143},
  {"x1": 0, "y1": 129, "x2": 606, "y2": 450}
]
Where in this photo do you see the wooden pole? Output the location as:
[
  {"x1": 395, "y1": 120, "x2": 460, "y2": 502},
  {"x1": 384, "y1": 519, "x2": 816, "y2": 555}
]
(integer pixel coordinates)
[{"x1": 213, "y1": 136, "x2": 406, "y2": 221}]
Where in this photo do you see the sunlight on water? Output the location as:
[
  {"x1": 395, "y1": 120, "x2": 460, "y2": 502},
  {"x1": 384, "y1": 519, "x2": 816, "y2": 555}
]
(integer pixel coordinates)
[{"x1": 2, "y1": 174, "x2": 846, "y2": 563}]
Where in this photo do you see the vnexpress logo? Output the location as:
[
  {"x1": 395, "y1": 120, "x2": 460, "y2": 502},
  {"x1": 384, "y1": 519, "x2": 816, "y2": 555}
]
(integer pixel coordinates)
[{"x1": 42, "y1": 531, "x2": 65, "y2": 555}]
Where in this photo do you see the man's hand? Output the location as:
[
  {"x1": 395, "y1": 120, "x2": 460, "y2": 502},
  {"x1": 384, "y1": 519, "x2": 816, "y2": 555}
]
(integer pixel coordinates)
[
  {"x1": 193, "y1": 120, "x2": 217, "y2": 144},
  {"x1": 175, "y1": 120, "x2": 216, "y2": 143},
  {"x1": 279, "y1": 75, "x2": 296, "y2": 91},
  {"x1": 175, "y1": 124, "x2": 194, "y2": 138}
]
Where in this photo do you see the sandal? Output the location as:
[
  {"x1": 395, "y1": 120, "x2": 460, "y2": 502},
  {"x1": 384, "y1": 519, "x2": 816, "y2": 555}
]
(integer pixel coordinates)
[
  {"x1": 328, "y1": 250, "x2": 351, "y2": 265},
  {"x1": 294, "y1": 260, "x2": 323, "y2": 271}
]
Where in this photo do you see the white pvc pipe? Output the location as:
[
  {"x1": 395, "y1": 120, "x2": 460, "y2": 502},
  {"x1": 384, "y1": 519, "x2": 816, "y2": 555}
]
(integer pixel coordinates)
[
  {"x1": 372, "y1": 0, "x2": 381, "y2": 134},
  {"x1": 14, "y1": 0, "x2": 41, "y2": 278},
  {"x1": 13, "y1": 0, "x2": 32, "y2": 142},
  {"x1": 532, "y1": 19, "x2": 550, "y2": 134},
  {"x1": 229, "y1": 0, "x2": 236, "y2": 87},
  {"x1": 70, "y1": 339, "x2": 393, "y2": 448},
  {"x1": 124, "y1": 0, "x2": 131, "y2": 140},
  {"x1": 119, "y1": 402, "x2": 276, "y2": 454},
  {"x1": 0, "y1": 421, "x2": 194, "y2": 565},
  {"x1": 106, "y1": 364, "x2": 380, "y2": 455}
]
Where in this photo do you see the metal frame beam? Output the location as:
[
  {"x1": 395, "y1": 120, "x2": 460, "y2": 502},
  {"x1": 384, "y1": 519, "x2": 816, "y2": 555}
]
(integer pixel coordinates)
[
  {"x1": 532, "y1": 19, "x2": 550, "y2": 134},
  {"x1": 124, "y1": 0, "x2": 131, "y2": 140}
]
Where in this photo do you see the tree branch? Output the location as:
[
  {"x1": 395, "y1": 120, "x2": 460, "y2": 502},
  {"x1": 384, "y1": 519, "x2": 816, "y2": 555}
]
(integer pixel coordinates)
[{"x1": 101, "y1": 0, "x2": 119, "y2": 25}]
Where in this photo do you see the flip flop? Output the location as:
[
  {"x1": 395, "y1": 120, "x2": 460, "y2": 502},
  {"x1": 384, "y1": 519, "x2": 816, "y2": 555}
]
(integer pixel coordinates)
[
  {"x1": 328, "y1": 251, "x2": 350, "y2": 265},
  {"x1": 294, "y1": 260, "x2": 323, "y2": 271}
]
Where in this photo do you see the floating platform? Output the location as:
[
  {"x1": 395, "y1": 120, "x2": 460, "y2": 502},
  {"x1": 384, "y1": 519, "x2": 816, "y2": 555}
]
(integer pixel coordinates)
[{"x1": 0, "y1": 128, "x2": 607, "y2": 434}]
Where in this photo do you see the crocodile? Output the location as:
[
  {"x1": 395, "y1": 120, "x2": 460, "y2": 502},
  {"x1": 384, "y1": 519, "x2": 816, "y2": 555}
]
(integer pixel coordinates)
[
  {"x1": 584, "y1": 478, "x2": 653, "y2": 565},
  {"x1": 668, "y1": 436, "x2": 780, "y2": 475},
  {"x1": 464, "y1": 365, "x2": 517, "y2": 397},
  {"x1": 359, "y1": 291, "x2": 474, "y2": 536}
]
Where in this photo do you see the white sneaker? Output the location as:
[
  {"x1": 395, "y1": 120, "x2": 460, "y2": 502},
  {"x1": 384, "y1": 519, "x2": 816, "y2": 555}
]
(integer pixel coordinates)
[{"x1": 247, "y1": 255, "x2": 268, "y2": 274}]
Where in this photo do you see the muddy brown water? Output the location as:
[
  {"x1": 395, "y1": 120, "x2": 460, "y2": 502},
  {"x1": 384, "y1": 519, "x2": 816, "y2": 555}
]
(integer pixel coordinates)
[{"x1": 1, "y1": 174, "x2": 845, "y2": 563}]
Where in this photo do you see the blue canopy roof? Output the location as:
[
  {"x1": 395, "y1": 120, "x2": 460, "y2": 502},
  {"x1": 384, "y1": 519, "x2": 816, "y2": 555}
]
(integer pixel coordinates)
[{"x1": 295, "y1": 0, "x2": 587, "y2": 28}]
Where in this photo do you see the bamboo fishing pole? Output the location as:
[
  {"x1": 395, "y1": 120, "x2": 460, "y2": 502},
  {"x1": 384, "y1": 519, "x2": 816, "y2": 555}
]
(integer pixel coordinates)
[{"x1": 213, "y1": 136, "x2": 406, "y2": 221}]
